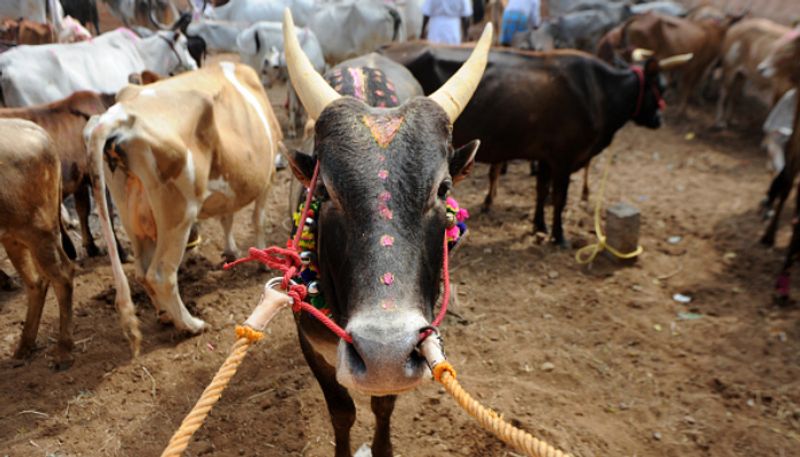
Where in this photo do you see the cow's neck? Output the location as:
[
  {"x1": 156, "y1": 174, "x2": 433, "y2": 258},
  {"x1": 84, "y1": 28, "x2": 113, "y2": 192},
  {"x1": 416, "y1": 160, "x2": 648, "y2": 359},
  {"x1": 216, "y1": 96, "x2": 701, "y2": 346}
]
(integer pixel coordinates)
[
  {"x1": 600, "y1": 69, "x2": 641, "y2": 142},
  {"x1": 136, "y1": 35, "x2": 176, "y2": 74}
]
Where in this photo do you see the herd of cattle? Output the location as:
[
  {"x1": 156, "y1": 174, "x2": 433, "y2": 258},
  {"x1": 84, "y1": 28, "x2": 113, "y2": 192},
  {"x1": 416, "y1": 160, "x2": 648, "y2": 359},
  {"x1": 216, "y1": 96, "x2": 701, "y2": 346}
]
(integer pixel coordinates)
[{"x1": 0, "y1": 0, "x2": 800, "y2": 454}]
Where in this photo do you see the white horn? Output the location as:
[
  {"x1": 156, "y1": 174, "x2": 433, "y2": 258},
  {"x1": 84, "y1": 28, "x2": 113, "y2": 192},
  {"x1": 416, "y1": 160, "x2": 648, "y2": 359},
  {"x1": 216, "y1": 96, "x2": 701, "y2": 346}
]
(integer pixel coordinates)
[
  {"x1": 659, "y1": 53, "x2": 694, "y2": 70},
  {"x1": 631, "y1": 48, "x2": 654, "y2": 62},
  {"x1": 428, "y1": 23, "x2": 493, "y2": 123},
  {"x1": 283, "y1": 9, "x2": 341, "y2": 120}
]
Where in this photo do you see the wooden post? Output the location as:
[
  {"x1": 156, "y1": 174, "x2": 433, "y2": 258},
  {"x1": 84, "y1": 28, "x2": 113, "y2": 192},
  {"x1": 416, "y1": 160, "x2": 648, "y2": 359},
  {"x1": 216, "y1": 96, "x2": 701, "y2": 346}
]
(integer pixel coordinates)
[{"x1": 605, "y1": 202, "x2": 640, "y2": 265}]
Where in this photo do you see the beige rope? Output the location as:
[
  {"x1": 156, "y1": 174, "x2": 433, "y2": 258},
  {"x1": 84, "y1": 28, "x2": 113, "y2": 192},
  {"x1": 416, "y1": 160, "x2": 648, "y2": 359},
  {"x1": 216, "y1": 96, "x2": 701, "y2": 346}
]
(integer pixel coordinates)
[
  {"x1": 161, "y1": 333, "x2": 257, "y2": 457},
  {"x1": 421, "y1": 338, "x2": 574, "y2": 457},
  {"x1": 161, "y1": 283, "x2": 291, "y2": 457}
]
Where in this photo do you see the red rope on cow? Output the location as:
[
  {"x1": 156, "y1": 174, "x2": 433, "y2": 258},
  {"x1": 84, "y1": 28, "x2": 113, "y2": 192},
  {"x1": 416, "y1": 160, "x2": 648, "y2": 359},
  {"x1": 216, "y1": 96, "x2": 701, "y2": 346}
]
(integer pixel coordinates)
[{"x1": 225, "y1": 161, "x2": 453, "y2": 346}]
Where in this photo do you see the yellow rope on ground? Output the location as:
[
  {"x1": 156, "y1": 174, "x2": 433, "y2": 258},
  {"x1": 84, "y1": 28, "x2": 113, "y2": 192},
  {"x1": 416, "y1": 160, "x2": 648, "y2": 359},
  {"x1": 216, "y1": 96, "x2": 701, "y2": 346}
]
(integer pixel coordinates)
[
  {"x1": 433, "y1": 361, "x2": 574, "y2": 457},
  {"x1": 575, "y1": 155, "x2": 643, "y2": 265},
  {"x1": 160, "y1": 326, "x2": 264, "y2": 457}
]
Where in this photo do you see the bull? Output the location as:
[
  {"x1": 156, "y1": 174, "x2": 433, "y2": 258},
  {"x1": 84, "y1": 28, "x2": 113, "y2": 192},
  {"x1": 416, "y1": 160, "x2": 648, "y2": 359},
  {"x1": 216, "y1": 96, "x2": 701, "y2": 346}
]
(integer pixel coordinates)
[
  {"x1": 281, "y1": 9, "x2": 489, "y2": 456},
  {"x1": 383, "y1": 44, "x2": 690, "y2": 245}
]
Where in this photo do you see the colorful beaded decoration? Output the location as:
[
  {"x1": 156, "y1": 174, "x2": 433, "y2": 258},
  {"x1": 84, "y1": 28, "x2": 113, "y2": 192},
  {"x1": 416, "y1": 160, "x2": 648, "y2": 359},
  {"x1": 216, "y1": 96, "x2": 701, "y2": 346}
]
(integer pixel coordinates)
[{"x1": 288, "y1": 194, "x2": 469, "y2": 316}]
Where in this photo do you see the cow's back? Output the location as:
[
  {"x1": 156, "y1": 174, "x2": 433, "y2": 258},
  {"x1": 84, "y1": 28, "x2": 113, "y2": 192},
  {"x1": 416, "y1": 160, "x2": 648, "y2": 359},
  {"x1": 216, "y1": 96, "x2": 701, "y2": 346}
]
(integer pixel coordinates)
[
  {"x1": 0, "y1": 29, "x2": 144, "y2": 107},
  {"x1": 722, "y1": 19, "x2": 791, "y2": 88},
  {"x1": 113, "y1": 63, "x2": 279, "y2": 216},
  {"x1": 0, "y1": 119, "x2": 59, "y2": 231}
]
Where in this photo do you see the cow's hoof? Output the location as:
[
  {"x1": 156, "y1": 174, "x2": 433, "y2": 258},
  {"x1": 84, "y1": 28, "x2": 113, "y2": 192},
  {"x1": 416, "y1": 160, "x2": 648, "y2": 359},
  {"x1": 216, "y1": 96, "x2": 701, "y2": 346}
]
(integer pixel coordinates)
[
  {"x1": 85, "y1": 243, "x2": 101, "y2": 258},
  {"x1": 13, "y1": 342, "x2": 37, "y2": 361},
  {"x1": 178, "y1": 318, "x2": 208, "y2": 335},
  {"x1": 222, "y1": 250, "x2": 239, "y2": 264},
  {"x1": 0, "y1": 271, "x2": 20, "y2": 291},
  {"x1": 533, "y1": 231, "x2": 548, "y2": 244},
  {"x1": 760, "y1": 232, "x2": 776, "y2": 247},
  {"x1": 552, "y1": 238, "x2": 571, "y2": 249},
  {"x1": 49, "y1": 347, "x2": 75, "y2": 371},
  {"x1": 480, "y1": 202, "x2": 492, "y2": 214},
  {"x1": 354, "y1": 444, "x2": 372, "y2": 457},
  {"x1": 157, "y1": 310, "x2": 174, "y2": 325}
]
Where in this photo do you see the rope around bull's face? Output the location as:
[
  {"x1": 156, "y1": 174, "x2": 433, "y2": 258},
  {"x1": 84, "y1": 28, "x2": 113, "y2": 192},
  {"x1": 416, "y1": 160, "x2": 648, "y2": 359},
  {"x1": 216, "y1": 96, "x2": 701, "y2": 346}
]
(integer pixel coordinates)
[{"x1": 282, "y1": 9, "x2": 491, "y2": 395}]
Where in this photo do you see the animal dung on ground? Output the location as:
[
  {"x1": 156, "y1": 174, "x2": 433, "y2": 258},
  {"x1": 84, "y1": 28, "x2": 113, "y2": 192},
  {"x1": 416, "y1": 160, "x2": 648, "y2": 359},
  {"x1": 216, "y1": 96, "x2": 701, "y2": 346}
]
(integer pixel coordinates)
[{"x1": 605, "y1": 202, "x2": 641, "y2": 265}]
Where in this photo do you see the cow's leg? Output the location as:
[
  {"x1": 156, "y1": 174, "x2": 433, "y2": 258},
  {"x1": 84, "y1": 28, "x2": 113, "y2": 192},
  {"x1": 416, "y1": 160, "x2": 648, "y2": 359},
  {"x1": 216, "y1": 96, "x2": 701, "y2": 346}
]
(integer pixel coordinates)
[
  {"x1": 581, "y1": 162, "x2": 591, "y2": 202},
  {"x1": 550, "y1": 168, "x2": 572, "y2": 247},
  {"x1": 145, "y1": 212, "x2": 206, "y2": 333},
  {"x1": 299, "y1": 331, "x2": 355, "y2": 457},
  {"x1": 59, "y1": 219, "x2": 77, "y2": 261},
  {"x1": 75, "y1": 182, "x2": 101, "y2": 257},
  {"x1": 776, "y1": 185, "x2": 800, "y2": 301},
  {"x1": 762, "y1": 168, "x2": 787, "y2": 219},
  {"x1": 106, "y1": 188, "x2": 129, "y2": 263},
  {"x1": 3, "y1": 239, "x2": 47, "y2": 361},
  {"x1": 763, "y1": 165, "x2": 797, "y2": 246},
  {"x1": 482, "y1": 162, "x2": 503, "y2": 212},
  {"x1": 29, "y1": 233, "x2": 75, "y2": 369},
  {"x1": 371, "y1": 395, "x2": 397, "y2": 457},
  {"x1": 252, "y1": 188, "x2": 269, "y2": 249},
  {"x1": 714, "y1": 68, "x2": 735, "y2": 128},
  {"x1": 534, "y1": 162, "x2": 552, "y2": 235},
  {"x1": 219, "y1": 214, "x2": 238, "y2": 262}
]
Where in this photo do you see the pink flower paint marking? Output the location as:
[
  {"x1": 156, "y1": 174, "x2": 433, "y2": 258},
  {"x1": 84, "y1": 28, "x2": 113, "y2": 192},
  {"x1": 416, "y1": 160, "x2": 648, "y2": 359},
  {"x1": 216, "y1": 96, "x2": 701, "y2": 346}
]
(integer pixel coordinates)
[
  {"x1": 379, "y1": 206, "x2": 393, "y2": 220},
  {"x1": 381, "y1": 235, "x2": 395, "y2": 246},
  {"x1": 379, "y1": 191, "x2": 392, "y2": 203},
  {"x1": 382, "y1": 272, "x2": 394, "y2": 285},
  {"x1": 378, "y1": 169, "x2": 389, "y2": 180}
]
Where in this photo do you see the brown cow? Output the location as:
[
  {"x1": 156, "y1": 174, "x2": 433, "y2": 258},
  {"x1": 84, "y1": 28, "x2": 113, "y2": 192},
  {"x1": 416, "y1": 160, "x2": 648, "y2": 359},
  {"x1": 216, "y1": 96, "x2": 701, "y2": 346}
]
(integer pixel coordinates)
[
  {"x1": 598, "y1": 12, "x2": 731, "y2": 114},
  {"x1": 715, "y1": 18, "x2": 794, "y2": 128},
  {"x1": 760, "y1": 29, "x2": 800, "y2": 299},
  {"x1": 0, "y1": 91, "x2": 126, "y2": 260},
  {"x1": 0, "y1": 18, "x2": 56, "y2": 45},
  {"x1": 0, "y1": 118, "x2": 75, "y2": 369}
]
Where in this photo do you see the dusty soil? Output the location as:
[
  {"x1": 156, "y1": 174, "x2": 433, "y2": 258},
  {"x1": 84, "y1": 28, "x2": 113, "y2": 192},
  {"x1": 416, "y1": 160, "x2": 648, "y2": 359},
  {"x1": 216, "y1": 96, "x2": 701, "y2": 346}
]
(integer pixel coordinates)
[{"x1": 1, "y1": 3, "x2": 800, "y2": 457}]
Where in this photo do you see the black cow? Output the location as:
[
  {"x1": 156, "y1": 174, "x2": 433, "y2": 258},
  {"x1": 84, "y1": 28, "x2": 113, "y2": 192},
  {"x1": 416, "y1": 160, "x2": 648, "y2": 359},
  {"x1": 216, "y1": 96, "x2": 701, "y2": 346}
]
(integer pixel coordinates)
[
  {"x1": 60, "y1": 0, "x2": 100, "y2": 35},
  {"x1": 382, "y1": 44, "x2": 690, "y2": 246},
  {"x1": 282, "y1": 11, "x2": 489, "y2": 457}
]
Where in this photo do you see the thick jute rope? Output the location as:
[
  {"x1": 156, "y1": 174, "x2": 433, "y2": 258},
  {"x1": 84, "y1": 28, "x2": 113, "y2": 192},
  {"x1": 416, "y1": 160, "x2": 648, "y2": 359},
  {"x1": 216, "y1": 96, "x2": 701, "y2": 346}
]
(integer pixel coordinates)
[
  {"x1": 575, "y1": 154, "x2": 643, "y2": 265},
  {"x1": 420, "y1": 337, "x2": 574, "y2": 457},
  {"x1": 161, "y1": 285, "x2": 290, "y2": 457},
  {"x1": 161, "y1": 328, "x2": 261, "y2": 457}
]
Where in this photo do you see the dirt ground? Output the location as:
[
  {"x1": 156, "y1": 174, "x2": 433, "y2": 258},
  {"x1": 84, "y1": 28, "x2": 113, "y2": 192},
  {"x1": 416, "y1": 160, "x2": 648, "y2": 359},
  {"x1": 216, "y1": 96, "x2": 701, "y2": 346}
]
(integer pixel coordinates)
[{"x1": 2, "y1": 3, "x2": 800, "y2": 457}]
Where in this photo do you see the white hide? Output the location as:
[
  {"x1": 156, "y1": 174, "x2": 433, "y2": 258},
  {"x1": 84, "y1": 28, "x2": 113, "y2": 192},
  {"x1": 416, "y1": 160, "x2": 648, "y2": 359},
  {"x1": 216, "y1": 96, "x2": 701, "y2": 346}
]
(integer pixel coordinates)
[
  {"x1": 204, "y1": 0, "x2": 315, "y2": 28},
  {"x1": 187, "y1": 19, "x2": 250, "y2": 53},
  {"x1": 0, "y1": 28, "x2": 197, "y2": 107},
  {"x1": 236, "y1": 22, "x2": 324, "y2": 86}
]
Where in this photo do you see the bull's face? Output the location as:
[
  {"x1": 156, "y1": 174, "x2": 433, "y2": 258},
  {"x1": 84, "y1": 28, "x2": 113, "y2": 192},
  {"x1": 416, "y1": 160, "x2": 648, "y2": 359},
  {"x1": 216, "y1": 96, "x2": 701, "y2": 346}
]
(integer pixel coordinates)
[
  {"x1": 282, "y1": 10, "x2": 491, "y2": 396},
  {"x1": 630, "y1": 58, "x2": 670, "y2": 129},
  {"x1": 758, "y1": 30, "x2": 800, "y2": 83},
  {"x1": 157, "y1": 31, "x2": 199, "y2": 74},
  {"x1": 289, "y1": 98, "x2": 478, "y2": 395}
]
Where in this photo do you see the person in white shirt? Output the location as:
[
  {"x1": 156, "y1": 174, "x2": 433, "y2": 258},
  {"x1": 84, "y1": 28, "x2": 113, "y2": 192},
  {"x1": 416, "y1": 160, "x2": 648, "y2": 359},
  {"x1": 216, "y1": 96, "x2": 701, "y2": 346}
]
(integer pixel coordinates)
[
  {"x1": 422, "y1": 0, "x2": 473, "y2": 45},
  {"x1": 501, "y1": 0, "x2": 541, "y2": 45}
]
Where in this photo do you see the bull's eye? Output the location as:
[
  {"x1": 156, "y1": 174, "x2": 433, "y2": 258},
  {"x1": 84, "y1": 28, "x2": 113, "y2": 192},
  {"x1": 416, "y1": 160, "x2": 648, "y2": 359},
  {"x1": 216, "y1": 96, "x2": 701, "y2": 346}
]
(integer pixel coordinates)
[{"x1": 437, "y1": 179, "x2": 452, "y2": 199}]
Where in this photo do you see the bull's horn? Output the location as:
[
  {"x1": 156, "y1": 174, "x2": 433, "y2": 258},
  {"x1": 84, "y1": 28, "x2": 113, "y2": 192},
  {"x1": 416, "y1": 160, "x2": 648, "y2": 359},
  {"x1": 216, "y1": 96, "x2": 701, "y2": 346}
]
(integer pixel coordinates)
[
  {"x1": 428, "y1": 23, "x2": 493, "y2": 123},
  {"x1": 283, "y1": 9, "x2": 340, "y2": 120},
  {"x1": 631, "y1": 48, "x2": 654, "y2": 61},
  {"x1": 659, "y1": 53, "x2": 694, "y2": 70}
]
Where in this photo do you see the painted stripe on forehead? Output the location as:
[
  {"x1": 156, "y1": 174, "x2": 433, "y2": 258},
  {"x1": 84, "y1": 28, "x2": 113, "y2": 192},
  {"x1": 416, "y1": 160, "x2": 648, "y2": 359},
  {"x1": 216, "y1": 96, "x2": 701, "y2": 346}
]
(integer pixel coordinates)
[{"x1": 362, "y1": 114, "x2": 404, "y2": 148}]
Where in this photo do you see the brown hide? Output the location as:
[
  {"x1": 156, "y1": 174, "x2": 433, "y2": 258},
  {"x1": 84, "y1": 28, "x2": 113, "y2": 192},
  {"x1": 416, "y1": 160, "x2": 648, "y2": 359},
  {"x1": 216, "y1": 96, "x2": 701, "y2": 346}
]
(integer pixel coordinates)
[{"x1": 0, "y1": 119, "x2": 75, "y2": 369}]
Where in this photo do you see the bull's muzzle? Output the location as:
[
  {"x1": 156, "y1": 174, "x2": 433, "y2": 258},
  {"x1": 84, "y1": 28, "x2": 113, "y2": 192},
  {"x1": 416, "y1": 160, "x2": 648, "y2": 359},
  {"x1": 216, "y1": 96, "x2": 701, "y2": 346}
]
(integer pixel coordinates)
[{"x1": 336, "y1": 309, "x2": 429, "y2": 395}]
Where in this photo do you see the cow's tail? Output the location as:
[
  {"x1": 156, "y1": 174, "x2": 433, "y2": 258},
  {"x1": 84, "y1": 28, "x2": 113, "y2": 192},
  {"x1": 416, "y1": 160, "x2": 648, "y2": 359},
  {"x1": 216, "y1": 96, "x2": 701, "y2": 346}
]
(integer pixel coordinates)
[
  {"x1": 85, "y1": 115, "x2": 142, "y2": 356},
  {"x1": 387, "y1": 6, "x2": 402, "y2": 42}
]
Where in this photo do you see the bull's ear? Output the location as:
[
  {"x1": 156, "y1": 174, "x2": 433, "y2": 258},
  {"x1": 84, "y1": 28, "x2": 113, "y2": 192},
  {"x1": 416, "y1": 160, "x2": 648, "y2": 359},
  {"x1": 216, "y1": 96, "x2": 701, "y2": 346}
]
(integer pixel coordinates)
[
  {"x1": 450, "y1": 140, "x2": 480, "y2": 184},
  {"x1": 286, "y1": 150, "x2": 317, "y2": 187}
]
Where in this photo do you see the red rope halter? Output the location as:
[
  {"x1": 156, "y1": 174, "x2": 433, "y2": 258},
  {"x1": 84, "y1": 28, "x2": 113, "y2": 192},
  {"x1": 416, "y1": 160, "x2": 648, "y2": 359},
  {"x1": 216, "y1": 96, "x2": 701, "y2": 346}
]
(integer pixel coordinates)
[{"x1": 224, "y1": 162, "x2": 451, "y2": 344}]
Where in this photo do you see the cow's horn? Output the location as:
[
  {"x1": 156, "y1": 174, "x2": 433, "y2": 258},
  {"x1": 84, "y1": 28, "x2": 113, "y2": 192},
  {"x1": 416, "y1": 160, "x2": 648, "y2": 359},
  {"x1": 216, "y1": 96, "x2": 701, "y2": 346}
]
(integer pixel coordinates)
[
  {"x1": 428, "y1": 23, "x2": 493, "y2": 123},
  {"x1": 659, "y1": 53, "x2": 694, "y2": 70},
  {"x1": 148, "y1": 0, "x2": 170, "y2": 30},
  {"x1": 631, "y1": 48, "x2": 654, "y2": 61},
  {"x1": 283, "y1": 9, "x2": 340, "y2": 120}
]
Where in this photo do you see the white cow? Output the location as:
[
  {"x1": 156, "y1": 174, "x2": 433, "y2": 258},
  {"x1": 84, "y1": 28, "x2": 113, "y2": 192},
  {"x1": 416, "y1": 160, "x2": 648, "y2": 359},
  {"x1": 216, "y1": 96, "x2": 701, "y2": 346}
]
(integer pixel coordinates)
[
  {"x1": 203, "y1": 0, "x2": 315, "y2": 27},
  {"x1": 310, "y1": 0, "x2": 402, "y2": 64},
  {"x1": 763, "y1": 88, "x2": 797, "y2": 173},
  {"x1": 237, "y1": 21, "x2": 324, "y2": 137},
  {"x1": 187, "y1": 19, "x2": 250, "y2": 53},
  {"x1": 0, "y1": 28, "x2": 197, "y2": 107}
]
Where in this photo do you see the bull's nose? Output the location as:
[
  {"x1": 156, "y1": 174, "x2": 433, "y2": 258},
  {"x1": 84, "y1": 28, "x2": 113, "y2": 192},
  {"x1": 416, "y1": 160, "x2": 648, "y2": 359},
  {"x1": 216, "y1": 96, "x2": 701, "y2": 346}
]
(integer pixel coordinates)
[{"x1": 337, "y1": 310, "x2": 429, "y2": 394}]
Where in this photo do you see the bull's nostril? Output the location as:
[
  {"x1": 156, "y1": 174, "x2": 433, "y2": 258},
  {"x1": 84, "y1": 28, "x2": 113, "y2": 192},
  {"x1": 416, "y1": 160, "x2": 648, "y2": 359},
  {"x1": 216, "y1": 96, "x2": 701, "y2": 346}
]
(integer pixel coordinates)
[
  {"x1": 345, "y1": 342, "x2": 366, "y2": 376},
  {"x1": 405, "y1": 349, "x2": 425, "y2": 373}
]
